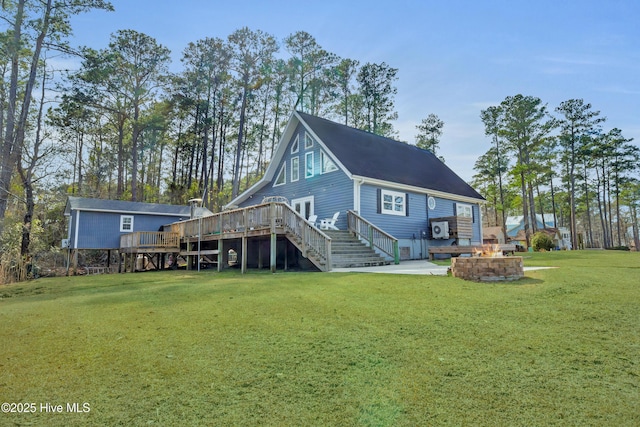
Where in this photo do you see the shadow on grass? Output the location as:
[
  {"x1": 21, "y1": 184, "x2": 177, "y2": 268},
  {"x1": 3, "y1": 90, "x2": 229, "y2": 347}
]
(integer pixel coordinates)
[
  {"x1": 451, "y1": 277, "x2": 545, "y2": 286},
  {"x1": 516, "y1": 277, "x2": 545, "y2": 285}
]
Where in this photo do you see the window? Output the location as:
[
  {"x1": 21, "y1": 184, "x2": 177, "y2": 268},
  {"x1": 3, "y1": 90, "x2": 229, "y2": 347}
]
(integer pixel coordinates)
[
  {"x1": 292, "y1": 196, "x2": 314, "y2": 220},
  {"x1": 120, "y1": 215, "x2": 134, "y2": 232},
  {"x1": 291, "y1": 135, "x2": 299, "y2": 154},
  {"x1": 320, "y1": 151, "x2": 338, "y2": 174},
  {"x1": 291, "y1": 156, "x2": 299, "y2": 182},
  {"x1": 274, "y1": 164, "x2": 286, "y2": 186},
  {"x1": 304, "y1": 132, "x2": 313, "y2": 149},
  {"x1": 380, "y1": 190, "x2": 406, "y2": 216},
  {"x1": 305, "y1": 152, "x2": 314, "y2": 178},
  {"x1": 456, "y1": 203, "x2": 473, "y2": 219}
]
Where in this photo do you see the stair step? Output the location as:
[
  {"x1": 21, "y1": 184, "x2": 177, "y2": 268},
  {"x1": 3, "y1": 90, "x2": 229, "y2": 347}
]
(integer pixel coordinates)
[{"x1": 323, "y1": 230, "x2": 389, "y2": 268}]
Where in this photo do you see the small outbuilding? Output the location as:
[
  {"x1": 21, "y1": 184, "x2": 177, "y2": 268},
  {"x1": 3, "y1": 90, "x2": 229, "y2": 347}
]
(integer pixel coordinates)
[{"x1": 63, "y1": 196, "x2": 212, "y2": 271}]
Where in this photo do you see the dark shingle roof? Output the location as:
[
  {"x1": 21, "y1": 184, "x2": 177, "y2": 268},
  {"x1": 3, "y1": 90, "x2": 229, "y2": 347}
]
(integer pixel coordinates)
[{"x1": 298, "y1": 112, "x2": 484, "y2": 200}]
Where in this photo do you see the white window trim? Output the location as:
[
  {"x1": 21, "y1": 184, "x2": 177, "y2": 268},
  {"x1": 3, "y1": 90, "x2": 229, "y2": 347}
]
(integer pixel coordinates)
[
  {"x1": 304, "y1": 132, "x2": 313, "y2": 149},
  {"x1": 320, "y1": 150, "x2": 338, "y2": 174},
  {"x1": 456, "y1": 203, "x2": 473, "y2": 218},
  {"x1": 274, "y1": 163, "x2": 286, "y2": 187},
  {"x1": 305, "y1": 152, "x2": 314, "y2": 178},
  {"x1": 120, "y1": 215, "x2": 134, "y2": 232},
  {"x1": 381, "y1": 189, "x2": 406, "y2": 216},
  {"x1": 291, "y1": 156, "x2": 299, "y2": 182},
  {"x1": 291, "y1": 135, "x2": 299, "y2": 154}
]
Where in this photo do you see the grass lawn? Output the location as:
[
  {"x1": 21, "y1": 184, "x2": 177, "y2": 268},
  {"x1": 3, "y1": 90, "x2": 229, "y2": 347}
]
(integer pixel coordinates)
[{"x1": 1, "y1": 251, "x2": 638, "y2": 426}]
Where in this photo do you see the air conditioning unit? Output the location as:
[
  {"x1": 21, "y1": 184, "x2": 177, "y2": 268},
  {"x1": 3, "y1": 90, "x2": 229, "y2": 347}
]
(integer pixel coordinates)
[
  {"x1": 61, "y1": 239, "x2": 70, "y2": 248},
  {"x1": 431, "y1": 221, "x2": 449, "y2": 239}
]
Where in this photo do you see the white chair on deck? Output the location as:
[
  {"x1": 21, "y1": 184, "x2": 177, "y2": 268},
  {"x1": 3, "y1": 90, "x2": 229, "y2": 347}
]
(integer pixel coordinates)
[
  {"x1": 320, "y1": 212, "x2": 340, "y2": 230},
  {"x1": 307, "y1": 215, "x2": 318, "y2": 227}
]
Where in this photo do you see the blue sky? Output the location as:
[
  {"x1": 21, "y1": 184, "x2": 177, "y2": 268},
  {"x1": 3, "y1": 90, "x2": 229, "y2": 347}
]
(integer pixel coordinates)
[{"x1": 67, "y1": 0, "x2": 640, "y2": 181}]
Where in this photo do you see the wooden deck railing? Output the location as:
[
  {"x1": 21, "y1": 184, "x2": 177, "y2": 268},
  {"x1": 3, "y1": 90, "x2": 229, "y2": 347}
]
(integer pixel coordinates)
[
  {"x1": 167, "y1": 202, "x2": 332, "y2": 271},
  {"x1": 120, "y1": 231, "x2": 180, "y2": 251},
  {"x1": 347, "y1": 210, "x2": 400, "y2": 264},
  {"x1": 281, "y1": 204, "x2": 332, "y2": 270},
  {"x1": 168, "y1": 203, "x2": 275, "y2": 238}
]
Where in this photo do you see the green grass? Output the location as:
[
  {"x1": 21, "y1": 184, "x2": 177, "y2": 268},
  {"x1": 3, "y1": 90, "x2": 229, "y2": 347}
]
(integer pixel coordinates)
[{"x1": 1, "y1": 251, "x2": 638, "y2": 426}]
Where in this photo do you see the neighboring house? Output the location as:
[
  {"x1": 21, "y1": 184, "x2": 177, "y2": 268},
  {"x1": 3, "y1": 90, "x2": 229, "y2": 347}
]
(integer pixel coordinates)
[
  {"x1": 64, "y1": 196, "x2": 212, "y2": 251},
  {"x1": 506, "y1": 215, "x2": 571, "y2": 249},
  {"x1": 505, "y1": 214, "x2": 556, "y2": 237},
  {"x1": 227, "y1": 111, "x2": 485, "y2": 260},
  {"x1": 557, "y1": 227, "x2": 571, "y2": 249}
]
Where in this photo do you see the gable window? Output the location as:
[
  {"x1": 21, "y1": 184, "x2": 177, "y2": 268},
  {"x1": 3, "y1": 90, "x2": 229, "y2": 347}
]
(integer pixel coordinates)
[
  {"x1": 456, "y1": 203, "x2": 473, "y2": 219},
  {"x1": 321, "y1": 150, "x2": 338, "y2": 174},
  {"x1": 305, "y1": 152, "x2": 314, "y2": 178},
  {"x1": 304, "y1": 132, "x2": 313, "y2": 149},
  {"x1": 291, "y1": 156, "x2": 299, "y2": 182},
  {"x1": 120, "y1": 215, "x2": 134, "y2": 232},
  {"x1": 380, "y1": 189, "x2": 406, "y2": 216},
  {"x1": 274, "y1": 164, "x2": 286, "y2": 186},
  {"x1": 291, "y1": 135, "x2": 299, "y2": 154}
]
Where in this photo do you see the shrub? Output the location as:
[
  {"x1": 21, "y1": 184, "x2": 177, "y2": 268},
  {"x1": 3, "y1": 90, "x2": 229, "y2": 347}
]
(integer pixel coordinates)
[{"x1": 532, "y1": 232, "x2": 554, "y2": 251}]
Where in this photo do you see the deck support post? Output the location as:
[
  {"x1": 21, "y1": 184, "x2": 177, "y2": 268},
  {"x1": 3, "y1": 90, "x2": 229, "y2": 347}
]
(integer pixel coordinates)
[
  {"x1": 241, "y1": 236, "x2": 248, "y2": 274},
  {"x1": 72, "y1": 249, "x2": 78, "y2": 272},
  {"x1": 217, "y1": 239, "x2": 223, "y2": 272},
  {"x1": 270, "y1": 233, "x2": 276, "y2": 273},
  {"x1": 270, "y1": 203, "x2": 277, "y2": 273},
  {"x1": 284, "y1": 242, "x2": 288, "y2": 271}
]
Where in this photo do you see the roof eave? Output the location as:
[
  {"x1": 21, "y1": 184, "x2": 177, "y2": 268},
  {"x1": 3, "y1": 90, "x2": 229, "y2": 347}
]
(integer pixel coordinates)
[
  {"x1": 353, "y1": 175, "x2": 486, "y2": 204},
  {"x1": 65, "y1": 207, "x2": 189, "y2": 217}
]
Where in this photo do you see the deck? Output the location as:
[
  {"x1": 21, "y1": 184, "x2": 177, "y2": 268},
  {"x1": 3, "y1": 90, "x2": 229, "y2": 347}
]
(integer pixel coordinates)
[
  {"x1": 118, "y1": 202, "x2": 401, "y2": 274},
  {"x1": 119, "y1": 202, "x2": 334, "y2": 273}
]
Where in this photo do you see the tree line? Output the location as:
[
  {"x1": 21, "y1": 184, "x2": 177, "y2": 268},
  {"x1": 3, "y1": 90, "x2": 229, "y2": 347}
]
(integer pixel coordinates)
[
  {"x1": 473, "y1": 95, "x2": 639, "y2": 251},
  {"x1": 1, "y1": 1, "x2": 638, "y2": 278},
  {"x1": 1, "y1": 1, "x2": 418, "y2": 266}
]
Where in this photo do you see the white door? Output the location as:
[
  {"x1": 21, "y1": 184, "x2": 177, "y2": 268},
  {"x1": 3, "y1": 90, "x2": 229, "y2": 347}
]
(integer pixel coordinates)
[{"x1": 291, "y1": 196, "x2": 314, "y2": 220}]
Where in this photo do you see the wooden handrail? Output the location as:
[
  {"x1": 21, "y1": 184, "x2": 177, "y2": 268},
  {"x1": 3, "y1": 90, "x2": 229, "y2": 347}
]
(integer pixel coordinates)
[
  {"x1": 347, "y1": 210, "x2": 400, "y2": 264},
  {"x1": 280, "y1": 203, "x2": 332, "y2": 271},
  {"x1": 120, "y1": 232, "x2": 180, "y2": 249}
]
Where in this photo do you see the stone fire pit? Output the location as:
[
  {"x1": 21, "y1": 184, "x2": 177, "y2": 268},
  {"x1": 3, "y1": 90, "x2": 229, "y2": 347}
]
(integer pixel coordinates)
[{"x1": 451, "y1": 256, "x2": 524, "y2": 282}]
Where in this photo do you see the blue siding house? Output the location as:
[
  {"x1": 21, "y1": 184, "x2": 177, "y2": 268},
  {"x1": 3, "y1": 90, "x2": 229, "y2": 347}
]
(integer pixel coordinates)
[
  {"x1": 227, "y1": 112, "x2": 485, "y2": 260},
  {"x1": 64, "y1": 197, "x2": 209, "y2": 250}
]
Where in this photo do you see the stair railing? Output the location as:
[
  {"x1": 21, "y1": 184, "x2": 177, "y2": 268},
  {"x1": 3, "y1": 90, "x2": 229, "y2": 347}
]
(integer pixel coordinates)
[
  {"x1": 280, "y1": 203, "x2": 332, "y2": 271},
  {"x1": 347, "y1": 210, "x2": 400, "y2": 264}
]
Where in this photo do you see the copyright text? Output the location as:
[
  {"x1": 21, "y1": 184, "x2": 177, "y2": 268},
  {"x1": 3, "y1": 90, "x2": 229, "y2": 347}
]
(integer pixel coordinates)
[{"x1": 2, "y1": 402, "x2": 91, "y2": 414}]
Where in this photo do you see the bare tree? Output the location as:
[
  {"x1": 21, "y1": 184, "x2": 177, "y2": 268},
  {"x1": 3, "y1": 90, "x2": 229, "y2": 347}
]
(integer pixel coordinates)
[{"x1": 0, "y1": 0, "x2": 113, "y2": 232}]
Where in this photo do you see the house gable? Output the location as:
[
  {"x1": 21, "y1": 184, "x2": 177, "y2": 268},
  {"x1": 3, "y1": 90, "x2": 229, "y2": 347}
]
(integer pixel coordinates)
[
  {"x1": 232, "y1": 122, "x2": 353, "y2": 228},
  {"x1": 228, "y1": 111, "x2": 484, "y2": 207},
  {"x1": 227, "y1": 112, "x2": 485, "y2": 243},
  {"x1": 296, "y1": 112, "x2": 484, "y2": 201}
]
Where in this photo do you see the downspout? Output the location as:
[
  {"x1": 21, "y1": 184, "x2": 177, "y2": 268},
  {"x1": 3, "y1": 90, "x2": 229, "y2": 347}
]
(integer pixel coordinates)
[
  {"x1": 353, "y1": 178, "x2": 364, "y2": 213},
  {"x1": 73, "y1": 210, "x2": 80, "y2": 250}
]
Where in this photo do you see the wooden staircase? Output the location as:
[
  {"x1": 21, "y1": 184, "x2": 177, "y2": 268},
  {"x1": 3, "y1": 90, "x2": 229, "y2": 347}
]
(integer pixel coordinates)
[{"x1": 324, "y1": 230, "x2": 389, "y2": 268}]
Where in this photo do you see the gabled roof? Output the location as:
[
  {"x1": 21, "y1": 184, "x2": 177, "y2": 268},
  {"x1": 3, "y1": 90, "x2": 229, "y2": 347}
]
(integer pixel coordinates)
[
  {"x1": 228, "y1": 111, "x2": 484, "y2": 207},
  {"x1": 64, "y1": 196, "x2": 212, "y2": 218},
  {"x1": 297, "y1": 112, "x2": 483, "y2": 200}
]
